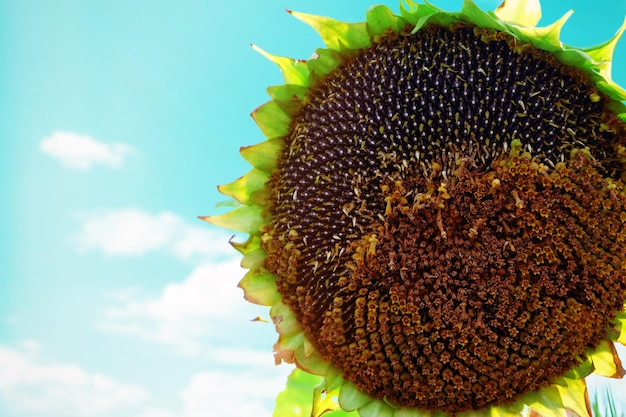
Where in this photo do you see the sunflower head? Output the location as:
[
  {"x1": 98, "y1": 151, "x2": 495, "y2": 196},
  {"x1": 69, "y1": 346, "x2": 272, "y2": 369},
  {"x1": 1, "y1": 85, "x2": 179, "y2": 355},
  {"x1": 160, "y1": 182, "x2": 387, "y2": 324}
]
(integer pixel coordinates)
[{"x1": 204, "y1": 1, "x2": 626, "y2": 416}]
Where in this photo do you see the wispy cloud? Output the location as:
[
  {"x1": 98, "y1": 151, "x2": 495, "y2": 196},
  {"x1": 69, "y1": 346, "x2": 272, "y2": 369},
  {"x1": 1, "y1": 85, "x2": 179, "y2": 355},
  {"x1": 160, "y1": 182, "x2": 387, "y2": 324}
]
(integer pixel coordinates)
[
  {"x1": 87, "y1": 209, "x2": 290, "y2": 416},
  {"x1": 76, "y1": 208, "x2": 234, "y2": 260},
  {"x1": 0, "y1": 341, "x2": 290, "y2": 417},
  {"x1": 177, "y1": 370, "x2": 289, "y2": 417},
  {"x1": 40, "y1": 131, "x2": 134, "y2": 170},
  {"x1": 130, "y1": 368, "x2": 291, "y2": 417},
  {"x1": 0, "y1": 342, "x2": 150, "y2": 416},
  {"x1": 99, "y1": 259, "x2": 268, "y2": 357}
]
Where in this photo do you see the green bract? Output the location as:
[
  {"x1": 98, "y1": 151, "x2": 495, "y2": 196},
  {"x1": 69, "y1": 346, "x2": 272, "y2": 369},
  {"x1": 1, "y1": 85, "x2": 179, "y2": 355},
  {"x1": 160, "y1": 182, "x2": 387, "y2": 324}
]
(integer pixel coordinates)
[{"x1": 203, "y1": 0, "x2": 626, "y2": 416}]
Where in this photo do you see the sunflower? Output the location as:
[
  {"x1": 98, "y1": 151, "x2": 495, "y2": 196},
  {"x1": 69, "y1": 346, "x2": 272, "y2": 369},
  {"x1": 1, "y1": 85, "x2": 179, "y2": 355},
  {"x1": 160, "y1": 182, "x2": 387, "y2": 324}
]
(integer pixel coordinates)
[{"x1": 203, "y1": 0, "x2": 626, "y2": 416}]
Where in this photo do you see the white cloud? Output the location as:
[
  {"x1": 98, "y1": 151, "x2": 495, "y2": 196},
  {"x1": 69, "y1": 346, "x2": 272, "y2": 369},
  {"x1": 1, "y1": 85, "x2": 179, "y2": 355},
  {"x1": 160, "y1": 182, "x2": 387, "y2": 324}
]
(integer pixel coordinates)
[
  {"x1": 131, "y1": 408, "x2": 177, "y2": 417},
  {"x1": 99, "y1": 259, "x2": 270, "y2": 357},
  {"x1": 97, "y1": 256, "x2": 293, "y2": 417},
  {"x1": 178, "y1": 370, "x2": 288, "y2": 417},
  {"x1": 129, "y1": 367, "x2": 292, "y2": 417},
  {"x1": 0, "y1": 342, "x2": 290, "y2": 417},
  {"x1": 40, "y1": 131, "x2": 134, "y2": 170},
  {"x1": 77, "y1": 208, "x2": 234, "y2": 260},
  {"x1": 0, "y1": 343, "x2": 150, "y2": 416}
]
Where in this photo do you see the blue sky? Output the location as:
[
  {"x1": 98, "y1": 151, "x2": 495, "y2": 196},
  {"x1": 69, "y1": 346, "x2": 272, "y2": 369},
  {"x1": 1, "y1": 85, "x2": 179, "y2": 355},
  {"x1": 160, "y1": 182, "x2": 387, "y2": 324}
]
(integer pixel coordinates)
[{"x1": 2, "y1": 1, "x2": 626, "y2": 416}]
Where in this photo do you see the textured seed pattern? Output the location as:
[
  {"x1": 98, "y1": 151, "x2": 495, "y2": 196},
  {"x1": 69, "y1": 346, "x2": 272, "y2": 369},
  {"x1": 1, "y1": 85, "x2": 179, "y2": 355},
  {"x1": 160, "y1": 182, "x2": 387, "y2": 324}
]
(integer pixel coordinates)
[{"x1": 263, "y1": 24, "x2": 626, "y2": 412}]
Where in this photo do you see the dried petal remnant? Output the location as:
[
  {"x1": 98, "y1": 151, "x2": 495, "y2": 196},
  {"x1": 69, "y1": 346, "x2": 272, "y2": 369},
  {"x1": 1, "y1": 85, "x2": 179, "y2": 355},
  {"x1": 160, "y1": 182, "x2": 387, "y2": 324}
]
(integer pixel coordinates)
[{"x1": 264, "y1": 24, "x2": 626, "y2": 412}]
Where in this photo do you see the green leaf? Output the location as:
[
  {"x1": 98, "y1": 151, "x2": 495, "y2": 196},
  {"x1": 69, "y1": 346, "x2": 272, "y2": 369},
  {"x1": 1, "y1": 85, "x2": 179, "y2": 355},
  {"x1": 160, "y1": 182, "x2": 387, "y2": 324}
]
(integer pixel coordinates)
[
  {"x1": 357, "y1": 399, "x2": 395, "y2": 417},
  {"x1": 273, "y1": 302, "x2": 302, "y2": 337},
  {"x1": 307, "y1": 48, "x2": 347, "y2": 78},
  {"x1": 337, "y1": 381, "x2": 371, "y2": 412},
  {"x1": 202, "y1": 204, "x2": 266, "y2": 235},
  {"x1": 218, "y1": 168, "x2": 270, "y2": 206},
  {"x1": 564, "y1": 356, "x2": 595, "y2": 380},
  {"x1": 241, "y1": 247, "x2": 266, "y2": 269},
  {"x1": 276, "y1": 332, "x2": 304, "y2": 363},
  {"x1": 366, "y1": 5, "x2": 406, "y2": 38},
  {"x1": 295, "y1": 346, "x2": 330, "y2": 375},
  {"x1": 229, "y1": 235, "x2": 261, "y2": 255},
  {"x1": 494, "y1": 0, "x2": 541, "y2": 27},
  {"x1": 394, "y1": 408, "x2": 433, "y2": 417},
  {"x1": 457, "y1": 408, "x2": 482, "y2": 417},
  {"x1": 323, "y1": 409, "x2": 359, "y2": 417},
  {"x1": 554, "y1": 377, "x2": 592, "y2": 417},
  {"x1": 589, "y1": 341, "x2": 626, "y2": 378},
  {"x1": 515, "y1": 9, "x2": 573, "y2": 47},
  {"x1": 581, "y1": 16, "x2": 626, "y2": 78},
  {"x1": 272, "y1": 369, "x2": 357, "y2": 417},
  {"x1": 267, "y1": 84, "x2": 308, "y2": 101},
  {"x1": 252, "y1": 44, "x2": 311, "y2": 86},
  {"x1": 240, "y1": 137, "x2": 286, "y2": 173},
  {"x1": 251, "y1": 101, "x2": 291, "y2": 139},
  {"x1": 399, "y1": 0, "x2": 440, "y2": 27},
  {"x1": 457, "y1": 399, "x2": 523, "y2": 417},
  {"x1": 495, "y1": 398, "x2": 525, "y2": 416},
  {"x1": 616, "y1": 307, "x2": 626, "y2": 345},
  {"x1": 460, "y1": 0, "x2": 505, "y2": 32},
  {"x1": 289, "y1": 11, "x2": 371, "y2": 51},
  {"x1": 267, "y1": 84, "x2": 308, "y2": 116},
  {"x1": 238, "y1": 270, "x2": 279, "y2": 306},
  {"x1": 552, "y1": 48, "x2": 598, "y2": 72},
  {"x1": 603, "y1": 81, "x2": 626, "y2": 103},
  {"x1": 312, "y1": 383, "x2": 341, "y2": 417},
  {"x1": 524, "y1": 384, "x2": 567, "y2": 417},
  {"x1": 323, "y1": 366, "x2": 344, "y2": 392},
  {"x1": 273, "y1": 368, "x2": 322, "y2": 417}
]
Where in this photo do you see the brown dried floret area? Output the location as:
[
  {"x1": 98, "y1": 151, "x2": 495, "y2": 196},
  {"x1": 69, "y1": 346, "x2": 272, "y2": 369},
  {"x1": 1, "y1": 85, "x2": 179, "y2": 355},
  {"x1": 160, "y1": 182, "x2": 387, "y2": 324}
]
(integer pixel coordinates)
[
  {"x1": 312, "y1": 150, "x2": 626, "y2": 411},
  {"x1": 266, "y1": 148, "x2": 626, "y2": 412}
]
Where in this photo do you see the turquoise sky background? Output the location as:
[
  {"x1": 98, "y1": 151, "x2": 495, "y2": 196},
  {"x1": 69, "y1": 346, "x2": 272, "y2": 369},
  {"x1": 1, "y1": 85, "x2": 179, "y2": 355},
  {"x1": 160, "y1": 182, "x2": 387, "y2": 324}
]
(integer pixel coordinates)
[{"x1": 2, "y1": 1, "x2": 626, "y2": 416}]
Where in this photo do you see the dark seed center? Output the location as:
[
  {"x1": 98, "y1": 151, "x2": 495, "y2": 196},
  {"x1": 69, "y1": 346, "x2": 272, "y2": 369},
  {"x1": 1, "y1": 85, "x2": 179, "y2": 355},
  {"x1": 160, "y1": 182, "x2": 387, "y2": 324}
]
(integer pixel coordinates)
[{"x1": 264, "y1": 24, "x2": 626, "y2": 412}]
